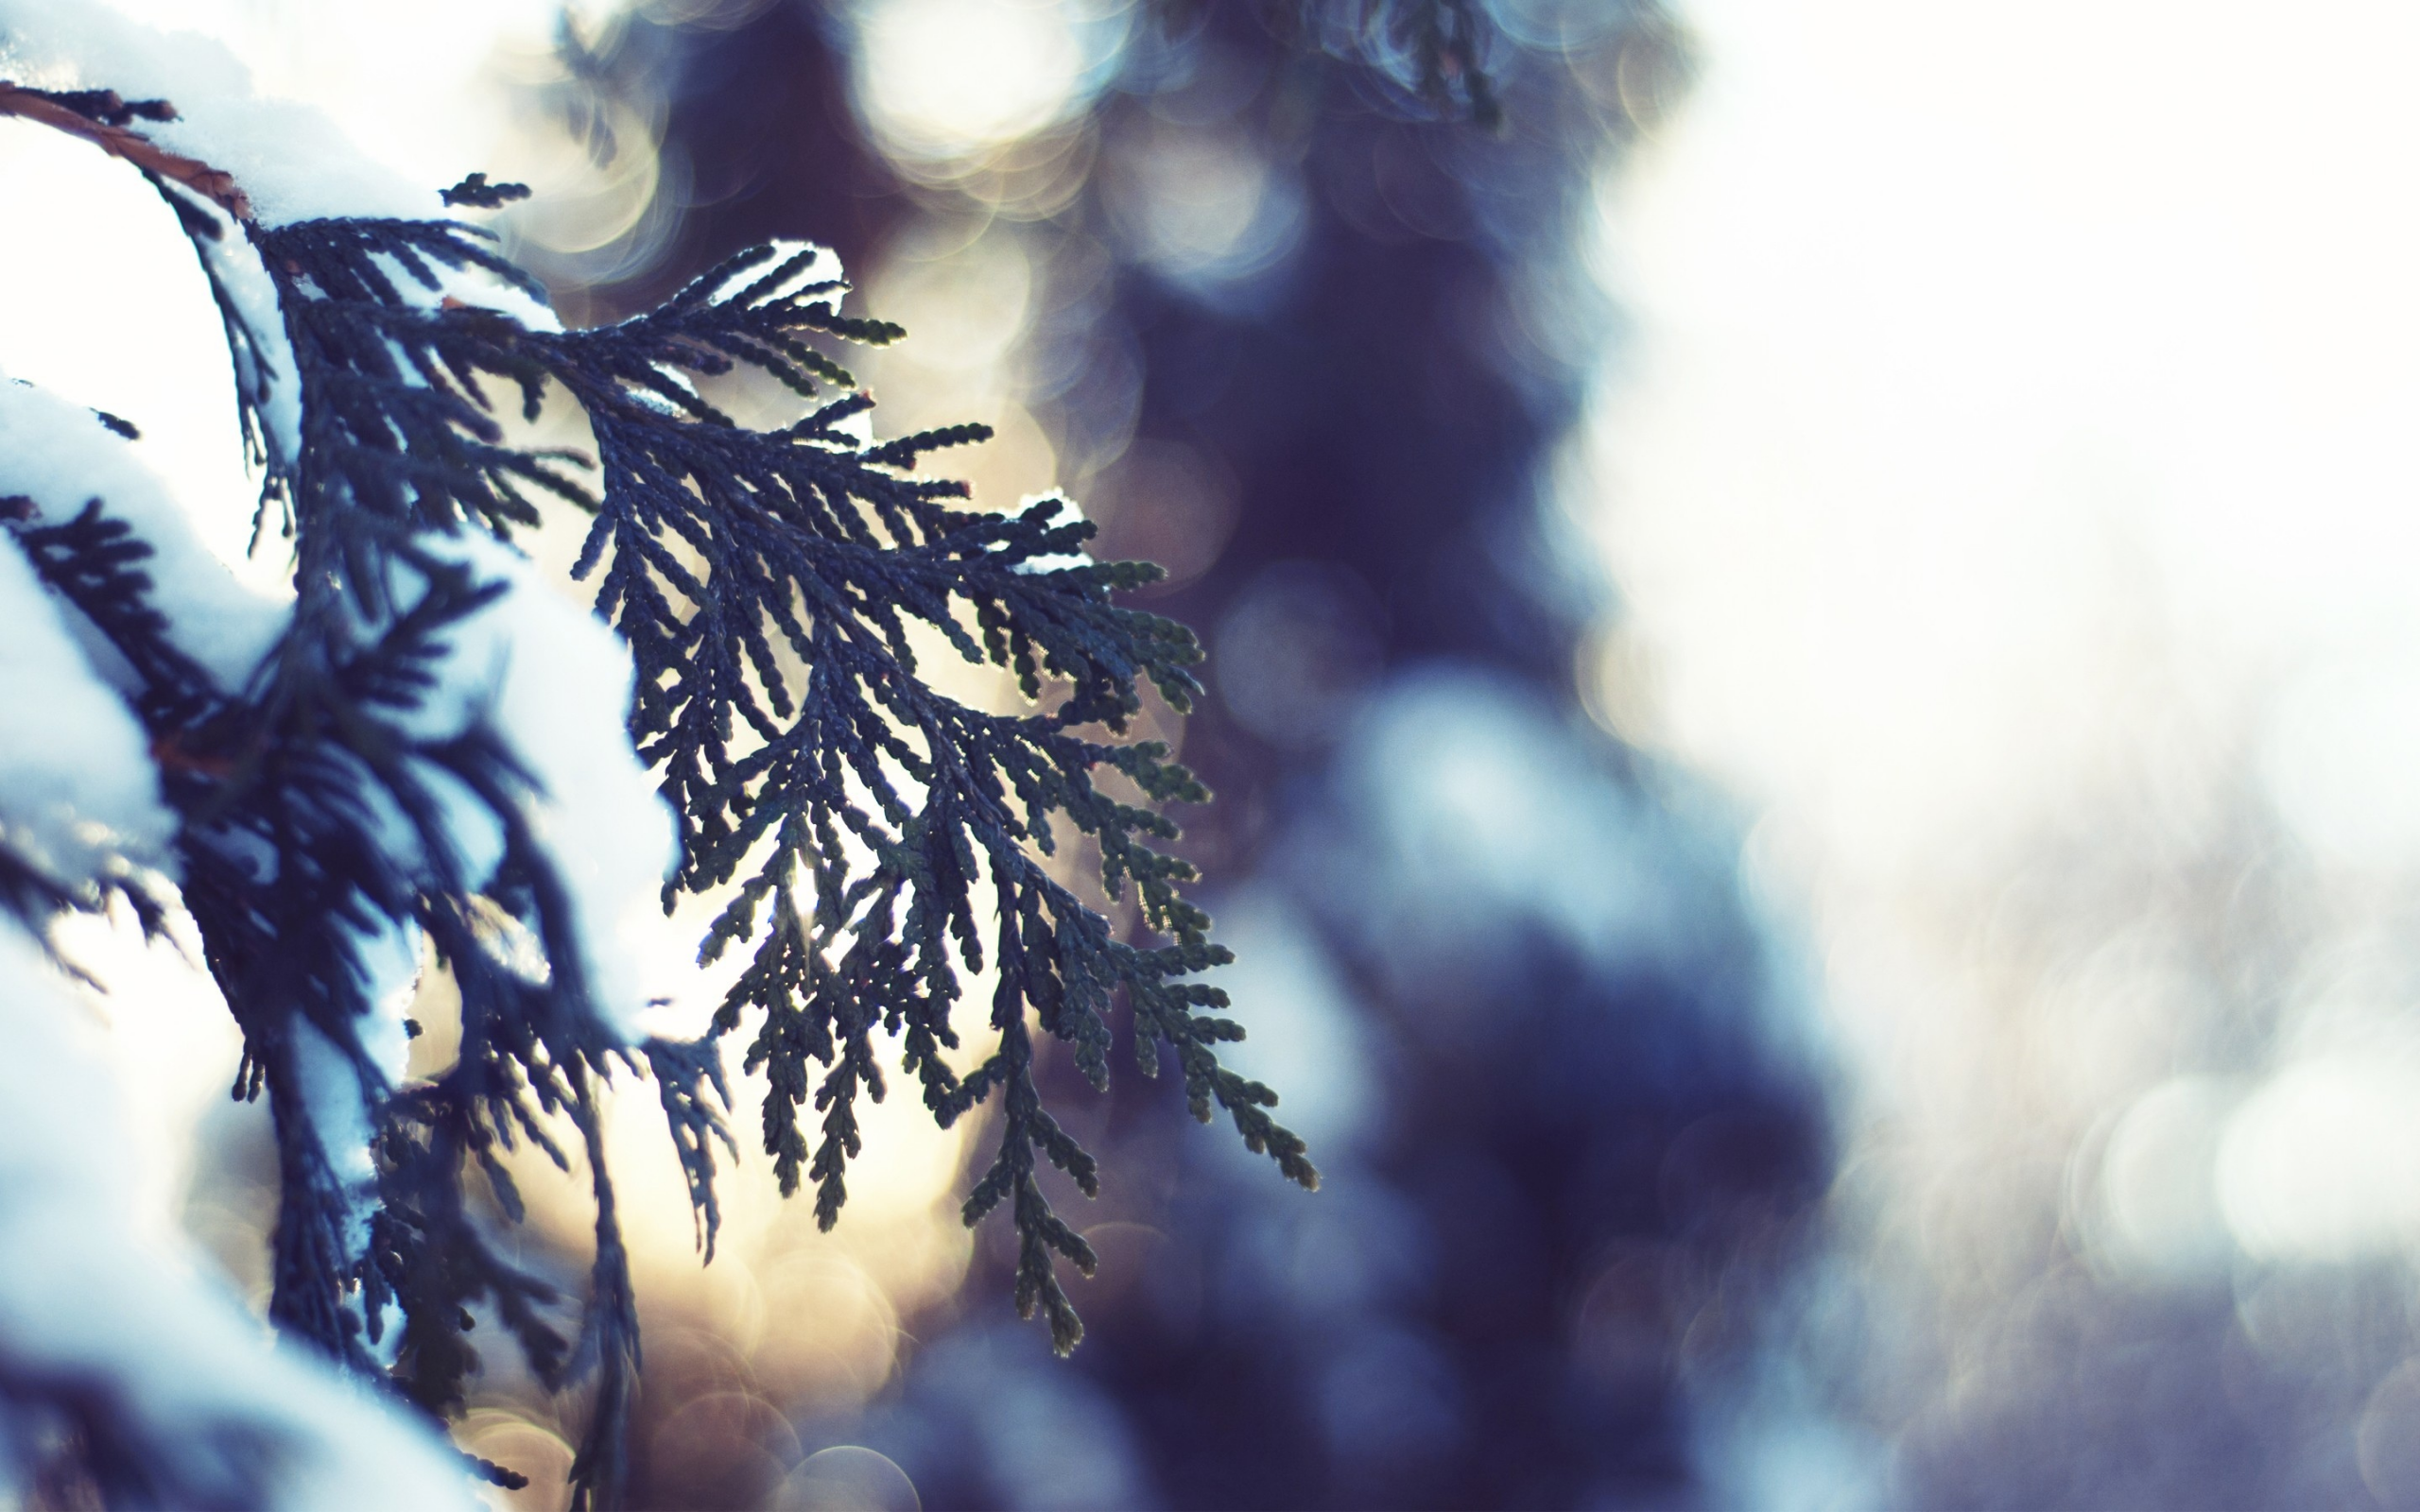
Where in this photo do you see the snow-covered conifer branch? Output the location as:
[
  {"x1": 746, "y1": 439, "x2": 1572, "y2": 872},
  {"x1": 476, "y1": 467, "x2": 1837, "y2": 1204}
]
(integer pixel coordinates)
[
  {"x1": 0, "y1": 917, "x2": 475, "y2": 1510},
  {"x1": 0, "y1": 0, "x2": 1311, "y2": 1499}
]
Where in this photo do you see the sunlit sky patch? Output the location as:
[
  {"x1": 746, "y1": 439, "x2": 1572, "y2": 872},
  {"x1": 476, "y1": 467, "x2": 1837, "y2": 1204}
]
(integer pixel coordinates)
[
  {"x1": 1591, "y1": 0, "x2": 2420, "y2": 1290},
  {"x1": 1595, "y1": 0, "x2": 2420, "y2": 877},
  {"x1": 850, "y1": 0, "x2": 1130, "y2": 164}
]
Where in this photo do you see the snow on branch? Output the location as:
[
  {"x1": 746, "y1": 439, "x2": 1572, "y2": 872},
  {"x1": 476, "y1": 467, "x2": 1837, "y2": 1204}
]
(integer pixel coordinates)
[
  {"x1": 0, "y1": 438, "x2": 173, "y2": 900},
  {"x1": 0, "y1": 80, "x2": 248, "y2": 215},
  {"x1": 0, "y1": 916, "x2": 473, "y2": 1508},
  {"x1": 0, "y1": 0, "x2": 1311, "y2": 1500},
  {"x1": 0, "y1": 0, "x2": 425, "y2": 224},
  {"x1": 0, "y1": 378, "x2": 288, "y2": 695}
]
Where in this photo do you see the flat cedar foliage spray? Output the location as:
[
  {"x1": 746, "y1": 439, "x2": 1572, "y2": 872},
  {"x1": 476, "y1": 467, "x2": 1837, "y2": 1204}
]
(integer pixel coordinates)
[{"x1": 0, "y1": 0, "x2": 1557, "y2": 1501}]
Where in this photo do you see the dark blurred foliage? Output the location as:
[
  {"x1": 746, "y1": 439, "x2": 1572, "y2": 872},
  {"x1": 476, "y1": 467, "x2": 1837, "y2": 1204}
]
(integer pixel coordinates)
[
  {"x1": 556, "y1": 2, "x2": 910, "y2": 318},
  {"x1": 563, "y1": 3, "x2": 1835, "y2": 1506}
]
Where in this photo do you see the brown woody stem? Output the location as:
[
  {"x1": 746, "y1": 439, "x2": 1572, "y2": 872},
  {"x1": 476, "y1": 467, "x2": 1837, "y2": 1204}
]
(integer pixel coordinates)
[{"x1": 0, "y1": 81, "x2": 252, "y2": 221}]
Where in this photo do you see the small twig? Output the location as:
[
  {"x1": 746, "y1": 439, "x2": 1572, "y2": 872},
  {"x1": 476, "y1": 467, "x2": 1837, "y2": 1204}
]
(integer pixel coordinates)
[{"x1": 0, "y1": 81, "x2": 251, "y2": 220}]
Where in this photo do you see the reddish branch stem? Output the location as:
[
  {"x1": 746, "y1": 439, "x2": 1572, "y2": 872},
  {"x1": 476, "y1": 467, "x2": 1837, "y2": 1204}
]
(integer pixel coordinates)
[{"x1": 0, "y1": 81, "x2": 252, "y2": 221}]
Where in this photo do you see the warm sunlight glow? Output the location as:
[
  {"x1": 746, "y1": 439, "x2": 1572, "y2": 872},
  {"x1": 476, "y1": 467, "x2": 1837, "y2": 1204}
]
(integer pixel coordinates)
[{"x1": 853, "y1": 0, "x2": 1116, "y2": 163}]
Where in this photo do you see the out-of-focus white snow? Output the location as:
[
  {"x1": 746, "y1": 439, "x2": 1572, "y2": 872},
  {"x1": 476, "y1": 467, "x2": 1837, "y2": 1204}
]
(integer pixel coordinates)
[
  {"x1": 0, "y1": 375, "x2": 290, "y2": 692},
  {"x1": 0, "y1": 915, "x2": 475, "y2": 1509}
]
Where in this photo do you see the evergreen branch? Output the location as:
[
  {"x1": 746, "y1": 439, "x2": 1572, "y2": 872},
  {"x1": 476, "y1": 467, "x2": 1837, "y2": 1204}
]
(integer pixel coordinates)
[
  {"x1": 10, "y1": 499, "x2": 218, "y2": 730},
  {"x1": 10, "y1": 73, "x2": 1311, "y2": 1482},
  {"x1": 440, "y1": 172, "x2": 532, "y2": 209},
  {"x1": 517, "y1": 240, "x2": 1317, "y2": 1350}
]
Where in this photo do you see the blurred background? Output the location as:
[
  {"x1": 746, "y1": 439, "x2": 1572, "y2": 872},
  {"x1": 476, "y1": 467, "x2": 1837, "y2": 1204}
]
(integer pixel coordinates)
[{"x1": 8, "y1": 0, "x2": 2420, "y2": 1506}]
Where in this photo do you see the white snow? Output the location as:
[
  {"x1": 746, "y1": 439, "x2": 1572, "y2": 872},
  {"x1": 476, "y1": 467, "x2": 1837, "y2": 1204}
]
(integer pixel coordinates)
[
  {"x1": 1008, "y1": 492, "x2": 1094, "y2": 575},
  {"x1": 391, "y1": 530, "x2": 680, "y2": 1040},
  {"x1": 0, "y1": 916, "x2": 475, "y2": 1508},
  {"x1": 201, "y1": 225, "x2": 303, "y2": 471},
  {"x1": 754, "y1": 239, "x2": 850, "y2": 314},
  {"x1": 0, "y1": 0, "x2": 551, "y2": 467},
  {"x1": 406, "y1": 251, "x2": 562, "y2": 333},
  {"x1": 0, "y1": 0, "x2": 428, "y2": 226},
  {"x1": 0, "y1": 3, "x2": 681, "y2": 1494},
  {"x1": 293, "y1": 911, "x2": 423, "y2": 1289},
  {"x1": 0, "y1": 374, "x2": 290, "y2": 692},
  {"x1": 0, "y1": 495, "x2": 173, "y2": 888},
  {"x1": 0, "y1": 2, "x2": 668, "y2": 1034}
]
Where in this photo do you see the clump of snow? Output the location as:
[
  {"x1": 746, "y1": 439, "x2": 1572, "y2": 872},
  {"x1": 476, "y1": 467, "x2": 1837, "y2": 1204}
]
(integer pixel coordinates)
[
  {"x1": 404, "y1": 251, "x2": 562, "y2": 334},
  {"x1": 0, "y1": 0, "x2": 559, "y2": 464},
  {"x1": 0, "y1": 0, "x2": 426, "y2": 225},
  {"x1": 392, "y1": 531, "x2": 678, "y2": 1040},
  {"x1": 752, "y1": 239, "x2": 851, "y2": 314},
  {"x1": 293, "y1": 911, "x2": 423, "y2": 1296},
  {"x1": 0, "y1": 497, "x2": 172, "y2": 887},
  {"x1": 2, "y1": 0, "x2": 675, "y2": 1026},
  {"x1": 0, "y1": 375, "x2": 290, "y2": 692},
  {"x1": 199, "y1": 220, "x2": 303, "y2": 469},
  {"x1": 0, "y1": 915, "x2": 476, "y2": 1509},
  {"x1": 1009, "y1": 492, "x2": 1095, "y2": 575},
  {"x1": 0, "y1": 0, "x2": 428, "y2": 472}
]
